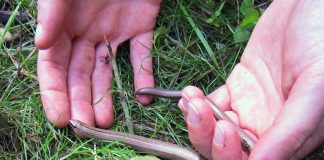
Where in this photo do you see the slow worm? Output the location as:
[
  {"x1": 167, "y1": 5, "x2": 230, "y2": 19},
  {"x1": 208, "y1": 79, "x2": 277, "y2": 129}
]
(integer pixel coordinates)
[
  {"x1": 69, "y1": 87, "x2": 256, "y2": 160},
  {"x1": 135, "y1": 88, "x2": 256, "y2": 153},
  {"x1": 70, "y1": 119, "x2": 204, "y2": 160}
]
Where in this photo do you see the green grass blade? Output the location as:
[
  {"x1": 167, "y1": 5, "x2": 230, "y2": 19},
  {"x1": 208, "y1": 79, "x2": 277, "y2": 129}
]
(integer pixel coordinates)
[
  {"x1": 0, "y1": 1, "x2": 22, "y2": 49},
  {"x1": 178, "y1": 0, "x2": 226, "y2": 80}
]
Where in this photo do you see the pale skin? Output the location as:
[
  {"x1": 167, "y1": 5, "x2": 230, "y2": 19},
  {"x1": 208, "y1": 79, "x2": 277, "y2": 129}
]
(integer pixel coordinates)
[
  {"x1": 179, "y1": 0, "x2": 324, "y2": 159},
  {"x1": 36, "y1": 0, "x2": 324, "y2": 160},
  {"x1": 36, "y1": 0, "x2": 161, "y2": 128}
]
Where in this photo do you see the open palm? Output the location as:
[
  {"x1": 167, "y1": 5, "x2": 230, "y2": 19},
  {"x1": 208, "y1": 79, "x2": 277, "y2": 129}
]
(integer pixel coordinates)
[
  {"x1": 180, "y1": 1, "x2": 324, "y2": 159},
  {"x1": 36, "y1": 0, "x2": 161, "y2": 128}
]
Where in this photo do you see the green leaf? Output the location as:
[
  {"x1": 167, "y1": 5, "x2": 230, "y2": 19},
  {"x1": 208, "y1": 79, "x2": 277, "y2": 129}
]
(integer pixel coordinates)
[
  {"x1": 233, "y1": 0, "x2": 260, "y2": 43},
  {"x1": 241, "y1": 9, "x2": 259, "y2": 28},
  {"x1": 240, "y1": 0, "x2": 254, "y2": 15},
  {"x1": 206, "y1": 1, "x2": 225, "y2": 26},
  {"x1": 234, "y1": 25, "x2": 251, "y2": 43}
]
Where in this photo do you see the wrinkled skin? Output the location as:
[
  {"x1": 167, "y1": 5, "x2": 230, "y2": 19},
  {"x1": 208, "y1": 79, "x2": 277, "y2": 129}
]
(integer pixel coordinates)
[
  {"x1": 179, "y1": 0, "x2": 324, "y2": 159},
  {"x1": 36, "y1": 0, "x2": 324, "y2": 160},
  {"x1": 36, "y1": 0, "x2": 161, "y2": 128}
]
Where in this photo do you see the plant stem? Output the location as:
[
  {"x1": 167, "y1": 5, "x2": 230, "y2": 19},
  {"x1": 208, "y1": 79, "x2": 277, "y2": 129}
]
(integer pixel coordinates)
[{"x1": 105, "y1": 39, "x2": 134, "y2": 134}]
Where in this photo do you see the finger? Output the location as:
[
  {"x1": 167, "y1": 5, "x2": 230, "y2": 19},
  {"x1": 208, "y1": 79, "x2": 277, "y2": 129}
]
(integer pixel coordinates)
[
  {"x1": 250, "y1": 68, "x2": 324, "y2": 160},
  {"x1": 37, "y1": 32, "x2": 71, "y2": 128},
  {"x1": 212, "y1": 120, "x2": 243, "y2": 160},
  {"x1": 224, "y1": 111, "x2": 257, "y2": 142},
  {"x1": 208, "y1": 85, "x2": 231, "y2": 111},
  {"x1": 181, "y1": 86, "x2": 205, "y2": 116},
  {"x1": 225, "y1": 111, "x2": 239, "y2": 125},
  {"x1": 91, "y1": 41, "x2": 118, "y2": 128},
  {"x1": 36, "y1": 0, "x2": 71, "y2": 49},
  {"x1": 181, "y1": 85, "x2": 232, "y2": 121},
  {"x1": 130, "y1": 31, "x2": 154, "y2": 105},
  {"x1": 178, "y1": 99, "x2": 188, "y2": 119},
  {"x1": 68, "y1": 38, "x2": 95, "y2": 127},
  {"x1": 292, "y1": 119, "x2": 324, "y2": 160},
  {"x1": 185, "y1": 98, "x2": 215, "y2": 159}
]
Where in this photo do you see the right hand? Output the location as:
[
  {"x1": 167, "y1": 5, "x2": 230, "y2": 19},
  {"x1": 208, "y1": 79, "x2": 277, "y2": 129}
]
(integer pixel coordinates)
[{"x1": 36, "y1": 0, "x2": 161, "y2": 128}]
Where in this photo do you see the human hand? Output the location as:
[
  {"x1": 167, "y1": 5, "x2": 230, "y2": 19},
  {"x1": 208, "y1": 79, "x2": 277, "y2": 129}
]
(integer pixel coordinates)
[
  {"x1": 178, "y1": 1, "x2": 324, "y2": 159},
  {"x1": 36, "y1": 0, "x2": 161, "y2": 128}
]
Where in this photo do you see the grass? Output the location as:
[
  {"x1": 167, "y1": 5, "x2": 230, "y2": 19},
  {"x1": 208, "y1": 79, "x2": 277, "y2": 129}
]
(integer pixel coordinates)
[{"x1": 0, "y1": 0, "x2": 323, "y2": 159}]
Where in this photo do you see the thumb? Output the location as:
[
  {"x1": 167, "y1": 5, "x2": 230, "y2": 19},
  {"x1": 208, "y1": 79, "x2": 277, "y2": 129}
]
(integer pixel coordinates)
[
  {"x1": 250, "y1": 68, "x2": 324, "y2": 160},
  {"x1": 35, "y1": 0, "x2": 71, "y2": 49}
]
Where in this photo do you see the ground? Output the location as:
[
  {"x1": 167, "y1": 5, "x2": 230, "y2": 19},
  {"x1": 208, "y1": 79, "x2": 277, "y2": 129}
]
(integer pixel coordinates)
[{"x1": 0, "y1": 0, "x2": 323, "y2": 159}]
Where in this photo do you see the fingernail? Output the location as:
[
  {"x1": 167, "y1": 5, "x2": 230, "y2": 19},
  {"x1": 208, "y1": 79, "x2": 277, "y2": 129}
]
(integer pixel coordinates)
[
  {"x1": 188, "y1": 102, "x2": 200, "y2": 124},
  {"x1": 36, "y1": 24, "x2": 42, "y2": 39},
  {"x1": 178, "y1": 99, "x2": 187, "y2": 111},
  {"x1": 182, "y1": 92, "x2": 190, "y2": 109},
  {"x1": 214, "y1": 124, "x2": 225, "y2": 148}
]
